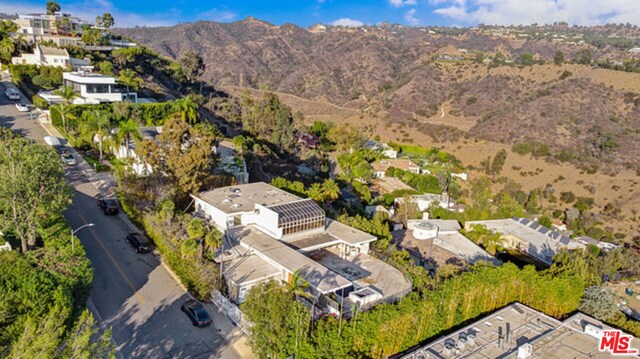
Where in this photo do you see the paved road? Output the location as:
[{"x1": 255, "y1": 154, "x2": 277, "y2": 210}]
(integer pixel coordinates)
[{"x1": 0, "y1": 79, "x2": 242, "y2": 359}]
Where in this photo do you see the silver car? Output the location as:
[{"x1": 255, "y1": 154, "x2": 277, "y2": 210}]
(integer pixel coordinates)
[{"x1": 61, "y1": 152, "x2": 76, "y2": 166}]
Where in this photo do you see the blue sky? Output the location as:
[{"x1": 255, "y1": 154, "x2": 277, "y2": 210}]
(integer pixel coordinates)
[{"x1": 3, "y1": 0, "x2": 640, "y2": 28}]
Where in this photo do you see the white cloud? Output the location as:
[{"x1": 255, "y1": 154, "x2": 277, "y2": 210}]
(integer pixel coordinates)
[
  {"x1": 200, "y1": 8, "x2": 237, "y2": 23},
  {"x1": 404, "y1": 8, "x2": 420, "y2": 25},
  {"x1": 389, "y1": 0, "x2": 417, "y2": 7},
  {"x1": 331, "y1": 18, "x2": 365, "y2": 27},
  {"x1": 432, "y1": 0, "x2": 640, "y2": 26},
  {"x1": 1, "y1": 0, "x2": 181, "y2": 27}
]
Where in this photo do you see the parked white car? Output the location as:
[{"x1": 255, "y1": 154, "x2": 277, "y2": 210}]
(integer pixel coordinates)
[
  {"x1": 4, "y1": 88, "x2": 20, "y2": 100},
  {"x1": 15, "y1": 103, "x2": 29, "y2": 112}
]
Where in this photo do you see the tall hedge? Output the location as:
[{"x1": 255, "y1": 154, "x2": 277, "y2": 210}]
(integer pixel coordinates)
[{"x1": 50, "y1": 101, "x2": 177, "y2": 130}]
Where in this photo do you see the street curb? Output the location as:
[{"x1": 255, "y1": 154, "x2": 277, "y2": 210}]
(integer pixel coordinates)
[{"x1": 159, "y1": 259, "x2": 189, "y2": 292}]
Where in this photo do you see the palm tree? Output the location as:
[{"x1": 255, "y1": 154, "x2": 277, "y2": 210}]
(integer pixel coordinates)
[
  {"x1": 306, "y1": 183, "x2": 324, "y2": 203},
  {"x1": 173, "y1": 97, "x2": 199, "y2": 124},
  {"x1": 321, "y1": 179, "x2": 340, "y2": 203},
  {"x1": 287, "y1": 269, "x2": 313, "y2": 300},
  {"x1": 117, "y1": 119, "x2": 141, "y2": 158},
  {"x1": 117, "y1": 69, "x2": 141, "y2": 102},
  {"x1": 53, "y1": 86, "x2": 78, "y2": 132},
  {"x1": 79, "y1": 110, "x2": 111, "y2": 162},
  {"x1": 13, "y1": 34, "x2": 28, "y2": 52},
  {"x1": 0, "y1": 37, "x2": 15, "y2": 65}
]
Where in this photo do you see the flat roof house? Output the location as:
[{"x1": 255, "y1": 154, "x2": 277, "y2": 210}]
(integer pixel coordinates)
[
  {"x1": 11, "y1": 44, "x2": 90, "y2": 70},
  {"x1": 372, "y1": 159, "x2": 419, "y2": 178},
  {"x1": 400, "y1": 219, "x2": 501, "y2": 268},
  {"x1": 400, "y1": 302, "x2": 639, "y2": 359},
  {"x1": 62, "y1": 71, "x2": 137, "y2": 104},
  {"x1": 465, "y1": 217, "x2": 585, "y2": 266},
  {"x1": 192, "y1": 183, "x2": 411, "y2": 310},
  {"x1": 15, "y1": 12, "x2": 86, "y2": 46}
]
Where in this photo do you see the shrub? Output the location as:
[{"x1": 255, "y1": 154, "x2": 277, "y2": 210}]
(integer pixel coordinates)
[
  {"x1": 560, "y1": 191, "x2": 576, "y2": 203},
  {"x1": 32, "y1": 95, "x2": 49, "y2": 109}
]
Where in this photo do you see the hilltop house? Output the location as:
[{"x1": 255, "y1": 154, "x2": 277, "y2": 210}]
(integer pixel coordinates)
[
  {"x1": 14, "y1": 12, "x2": 86, "y2": 46},
  {"x1": 363, "y1": 140, "x2": 398, "y2": 158},
  {"x1": 372, "y1": 159, "x2": 419, "y2": 178},
  {"x1": 11, "y1": 44, "x2": 90, "y2": 69},
  {"x1": 399, "y1": 219, "x2": 500, "y2": 269},
  {"x1": 395, "y1": 193, "x2": 463, "y2": 212},
  {"x1": 465, "y1": 217, "x2": 585, "y2": 266},
  {"x1": 191, "y1": 183, "x2": 411, "y2": 311}
]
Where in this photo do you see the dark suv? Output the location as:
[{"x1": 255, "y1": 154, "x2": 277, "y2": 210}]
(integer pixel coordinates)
[
  {"x1": 97, "y1": 198, "x2": 119, "y2": 215},
  {"x1": 181, "y1": 300, "x2": 212, "y2": 327},
  {"x1": 126, "y1": 233, "x2": 151, "y2": 253}
]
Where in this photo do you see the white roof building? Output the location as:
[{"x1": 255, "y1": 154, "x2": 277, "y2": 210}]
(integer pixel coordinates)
[
  {"x1": 464, "y1": 218, "x2": 585, "y2": 266},
  {"x1": 193, "y1": 183, "x2": 411, "y2": 308},
  {"x1": 11, "y1": 44, "x2": 90, "y2": 70},
  {"x1": 62, "y1": 71, "x2": 137, "y2": 104}
]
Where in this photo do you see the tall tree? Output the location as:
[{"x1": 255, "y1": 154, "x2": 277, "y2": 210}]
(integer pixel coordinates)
[
  {"x1": 178, "y1": 51, "x2": 205, "y2": 85},
  {"x1": 79, "y1": 110, "x2": 111, "y2": 162},
  {"x1": 116, "y1": 119, "x2": 141, "y2": 158},
  {"x1": 97, "y1": 13, "x2": 115, "y2": 29},
  {"x1": 0, "y1": 133, "x2": 72, "y2": 252},
  {"x1": 306, "y1": 183, "x2": 324, "y2": 203},
  {"x1": 53, "y1": 86, "x2": 79, "y2": 132},
  {"x1": 137, "y1": 117, "x2": 218, "y2": 196},
  {"x1": 173, "y1": 97, "x2": 199, "y2": 124},
  {"x1": 0, "y1": 37, "x2": 15, "y2": 65},
  {"x1": 46, "y1": 1, "x2": 61, "y2": 15},
  {"x1": 59, "y1": 310, "x2": 115, "y2": 359},
  {"x1": 117, "y1": 69, "x2": 142, "y2": 101}
]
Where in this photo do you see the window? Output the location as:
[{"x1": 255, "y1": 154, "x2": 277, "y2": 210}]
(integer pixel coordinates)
[
  {"x1": 86, "y1": 84, "x2": 110, "y2": 94},
  {"x1": 269, "y1": 199, "x2": 325, "y2": 235}
]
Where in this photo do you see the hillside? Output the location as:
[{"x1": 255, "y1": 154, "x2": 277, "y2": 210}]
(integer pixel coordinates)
[{"x1": 116, "y1": 19, "x2": 640, "y2": 172}]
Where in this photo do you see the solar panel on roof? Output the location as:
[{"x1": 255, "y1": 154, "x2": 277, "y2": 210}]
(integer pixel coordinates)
[
  {"x1": 560, "y1": 236, "x2": 570, "y2": 245},
  {"x1": 521, "y1": 218, "x2": 531, "y2": 225},
  {"x1": 530, "y1": 223, "x2": 540, "y2": 230},
  {"x1": 538, "y1": 227, "x2": 550, "y2": 234}
]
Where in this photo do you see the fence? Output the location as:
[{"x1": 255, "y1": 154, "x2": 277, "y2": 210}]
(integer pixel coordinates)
[{"x1": 211, "y1": 289, "x2": 251, "y2": 335}]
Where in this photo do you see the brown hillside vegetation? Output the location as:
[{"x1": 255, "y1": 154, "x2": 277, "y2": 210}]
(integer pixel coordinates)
[{"x1": 117, "y1": 20, "x2": 640, "y2": 236}]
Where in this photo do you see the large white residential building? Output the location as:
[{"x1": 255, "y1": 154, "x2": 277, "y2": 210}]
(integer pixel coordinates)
[
  {"x1": 465, "y1": 217, "x2": 585, "y2": 266},
  {"x1": 14, "y1": 12, "x2": 86, "y2": 44},
  {"x1": 62, "y1": 71, "x2": 137, "y2": 104},
  {"x1": 192, "y1": 183, "x2": 411, "y2": 310},
  {"x1": 11, "y1": 44, "x2": 90, "y2": 69}
]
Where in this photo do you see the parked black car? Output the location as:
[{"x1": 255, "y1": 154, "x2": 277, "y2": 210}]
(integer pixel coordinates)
[
  {"x1": 180, "y1": 300, "x2": 212, "y2": 327},
  {"x1": 126, "y1": 233, "x2": 151, "y2": 253},
  {"x1": 97, "y1": 198, "x2": 119, "y2": 215}
]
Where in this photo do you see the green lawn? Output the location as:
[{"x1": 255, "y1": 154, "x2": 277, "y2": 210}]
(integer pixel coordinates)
[{"x1": 82, "y1": 155, "x2": 111, "y2": 172}]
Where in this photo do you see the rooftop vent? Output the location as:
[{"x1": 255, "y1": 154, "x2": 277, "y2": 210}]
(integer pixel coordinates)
[
  {"x1": 231, "y1": 188, "x2": 241, "y2": 194},
  {"x1": 584, "y1": 324, "x2": 603, "y2": 339},
  {"x1": 517, "y1": 343, "x2": 532, "y2": 358},
  {"x1": 231, "y1": 203, "x2": 243, "y2": 208}
]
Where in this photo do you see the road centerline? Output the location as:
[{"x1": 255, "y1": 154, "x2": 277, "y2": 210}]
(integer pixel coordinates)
[{"x1": 78, "y1": 213, "x2": 146, "y2": 305}]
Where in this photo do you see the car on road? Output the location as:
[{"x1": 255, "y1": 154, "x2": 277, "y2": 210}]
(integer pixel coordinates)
[
  {"x1": 61, "y1": 151, "x2": 76, "y2": 166},
  {"x1": 15, "y1": 103, "x2": 29, "y2": 112},
  {"x1": 4, "y1": 88, "x2": 20, "y2": 100},
  {"x1": 126, "y1": 232, "x2": 151, "y2": 253},
  {"x1": 180, "y1": 300, "x2": 212, "y2": 327},
  {"x1": 97, "y1": 198, "x2": 119, "y2": 215},
  {"x1": 43, "y1": 136, "x2": 65, "y2": 152}
]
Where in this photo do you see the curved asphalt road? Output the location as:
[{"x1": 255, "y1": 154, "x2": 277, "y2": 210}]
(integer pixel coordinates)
[{"x1": 0, "y1": 78, "x2": 242, "y2": 359}]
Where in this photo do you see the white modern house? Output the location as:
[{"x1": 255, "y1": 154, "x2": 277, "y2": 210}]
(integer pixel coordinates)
[
  {"x1": 192, "y1": 183, "x2": 411, "y2": 309},
  {"x1": 11, "y1": 44, "x2": 90, "y2": 70},
  {"x1": 15, "y1": 12, "x2": 88, "y2": 42},
  {"x1": 62, "y1": 71, "x2": 137, "y2": 104}
]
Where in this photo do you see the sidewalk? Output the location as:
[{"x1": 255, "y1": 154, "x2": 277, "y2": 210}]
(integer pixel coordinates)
[{"x1": 37, "y1": 114, "x2": 255, "y2": 358}]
